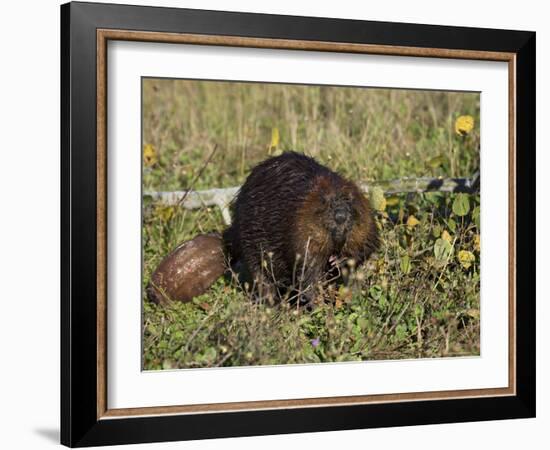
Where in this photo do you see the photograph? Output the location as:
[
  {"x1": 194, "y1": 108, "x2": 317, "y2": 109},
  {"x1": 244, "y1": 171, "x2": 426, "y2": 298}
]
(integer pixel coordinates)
[
  {"x1": 141, "y1": 78, "x2": 481, "y2": 370},
  {"x1": 57, "y1": 2, "x2": 536, "y2": 446}
]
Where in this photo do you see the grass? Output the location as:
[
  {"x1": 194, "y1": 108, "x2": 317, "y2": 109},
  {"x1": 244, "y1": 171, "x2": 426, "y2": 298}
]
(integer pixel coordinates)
[{"x1": 142, "y1": 78, "x2": 480, "y2": 370}]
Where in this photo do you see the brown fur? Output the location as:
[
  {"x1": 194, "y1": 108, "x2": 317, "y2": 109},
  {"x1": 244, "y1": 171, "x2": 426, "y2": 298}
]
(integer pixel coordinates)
[
  {"x1": 223, "y1": 151, "x2": 379, "y2": 302},
  {"x1": 293, "y1": 175, "x2": 378, "y2": 289}
]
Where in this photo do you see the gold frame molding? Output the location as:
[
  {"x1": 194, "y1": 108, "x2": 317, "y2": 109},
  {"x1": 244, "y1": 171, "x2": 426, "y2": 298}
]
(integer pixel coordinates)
[{"x1": 96, "y1": 29, "x2": 516, "y2": 420}]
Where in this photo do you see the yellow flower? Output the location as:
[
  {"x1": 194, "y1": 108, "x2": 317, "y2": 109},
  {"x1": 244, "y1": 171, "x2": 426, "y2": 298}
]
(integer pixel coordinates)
[
  {"x1": 370, "y1": 186, "x2": 386, "y2": 212},
  {"x1": 271, "y1": 127, "x2": 280, "y2": 148},
  {"x1": 457, "y1": 250, "x2": 476, "y2": 269},
  {"x1": 155, "y1": 205, "x2": 174, "y2": 222},
  {"x1": 406, "y1": 215, "x2": 420, "y2": 228},
  {"x1": 143, "y1": 144, "x2": 157, "y2": 166},
  {"x1": 474, "y1": 234, "x2": 481, "y2": 252},
  {"x1": 454, "y1": 115, "x2": 474, "y2": 136},
  {"x1": 385, "y1": 196, "x2": 400, "y2": 207},
  {"x1": 269, "y1": 127, "x2": 281, "y2": 155},
  {"x1": 441, "y1": 230, "x2": 453, "y2": 243}
]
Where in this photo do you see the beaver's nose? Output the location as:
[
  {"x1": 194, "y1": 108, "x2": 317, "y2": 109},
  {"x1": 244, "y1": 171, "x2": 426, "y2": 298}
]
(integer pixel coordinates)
[{"x1": 334, "y1": 208, "x2": 347, "y2": 224}]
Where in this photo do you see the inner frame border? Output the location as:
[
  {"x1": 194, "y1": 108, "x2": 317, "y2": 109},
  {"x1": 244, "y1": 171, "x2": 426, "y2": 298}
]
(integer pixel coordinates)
[{"x1": 96, "y1": 29, "x2": 516, "y2": 420}]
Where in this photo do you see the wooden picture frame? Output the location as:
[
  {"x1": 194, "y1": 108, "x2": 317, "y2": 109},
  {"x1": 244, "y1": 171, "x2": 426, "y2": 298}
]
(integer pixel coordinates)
[{"x1": 61, "y1": 1, "x2": 535, "y2": 447}]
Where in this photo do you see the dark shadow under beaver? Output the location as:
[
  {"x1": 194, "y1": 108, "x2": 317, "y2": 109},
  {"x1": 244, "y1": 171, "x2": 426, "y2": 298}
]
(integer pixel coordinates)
[{"x1": 223, "y1": 151, "x2": 379, "y2": 305}]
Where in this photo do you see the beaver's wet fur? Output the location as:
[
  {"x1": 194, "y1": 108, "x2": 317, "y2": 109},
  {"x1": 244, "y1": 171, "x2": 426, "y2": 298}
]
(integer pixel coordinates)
[{"x1": 223, "y1": 151, "x2": 379, "y2": 302}]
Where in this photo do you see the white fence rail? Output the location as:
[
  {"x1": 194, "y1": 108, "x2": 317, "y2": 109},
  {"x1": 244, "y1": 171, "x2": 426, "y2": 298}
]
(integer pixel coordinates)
[{"x1": 144, "y1": 174, "x2": 479, "y2": 225}]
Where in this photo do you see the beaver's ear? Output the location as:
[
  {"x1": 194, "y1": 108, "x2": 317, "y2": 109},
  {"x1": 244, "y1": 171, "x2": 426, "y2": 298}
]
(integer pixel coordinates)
[{"x1": 314, "y1": 175, "x2": 332, "y2": 195}]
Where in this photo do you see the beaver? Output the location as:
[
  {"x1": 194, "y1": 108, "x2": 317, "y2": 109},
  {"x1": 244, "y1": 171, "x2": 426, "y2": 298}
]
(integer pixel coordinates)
[{"x1": 223, "y1": 151, "x2": 379, "y2": 302}]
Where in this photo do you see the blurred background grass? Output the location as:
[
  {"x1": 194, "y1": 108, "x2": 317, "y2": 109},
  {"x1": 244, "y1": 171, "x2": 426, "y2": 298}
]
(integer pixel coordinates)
[
  {"x1": 142, "y1": 79, "x2": 479, "y2": 191},
  {"x1": 142, "y1": 79, "x2": 481, "y2": 370}
]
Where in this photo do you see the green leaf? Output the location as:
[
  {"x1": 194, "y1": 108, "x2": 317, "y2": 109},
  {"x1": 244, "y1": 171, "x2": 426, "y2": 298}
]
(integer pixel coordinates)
[
  {"x1": 425, "y1": 192, "x2": 443, "y2": 205},
  {"x1": 369, "y1": 285, "x2": 383, "y2": 300},
  {"x1": 452, "y1": 194, "x2": 470, "y2": 217},
  {"x1": 427, "y1": 155, "x2": 445, "y2": 169},
  {"x1": 447, "y1": 218, "x2": 457, "y2": 233},
  {"x1": 400, "y1": 254, "x2": 411, "y2": 274},
  {"x1": 200, "y1": 347, "x2": 217, "y2": 364},
  {"x1": 395, "y1": 324, "x2": 408, "y2": 340},
  {"x1": 357, "y1": 317, "x2": 369, "y2": 331},
  {"x1": 434, "y1": 238, "x2": 454, "y2": 262},
  {"x1": 472, "y1": 205, "x2": 480, "y2": 229},
  {"x1": 347, "y1": 312, "x2": 358, "y2": 324}
]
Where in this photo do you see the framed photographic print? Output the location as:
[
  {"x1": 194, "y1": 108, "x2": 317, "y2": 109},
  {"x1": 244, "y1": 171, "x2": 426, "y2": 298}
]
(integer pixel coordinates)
[{"x1": 60, "y1": 1, "x2": 536, "y2": 447}]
